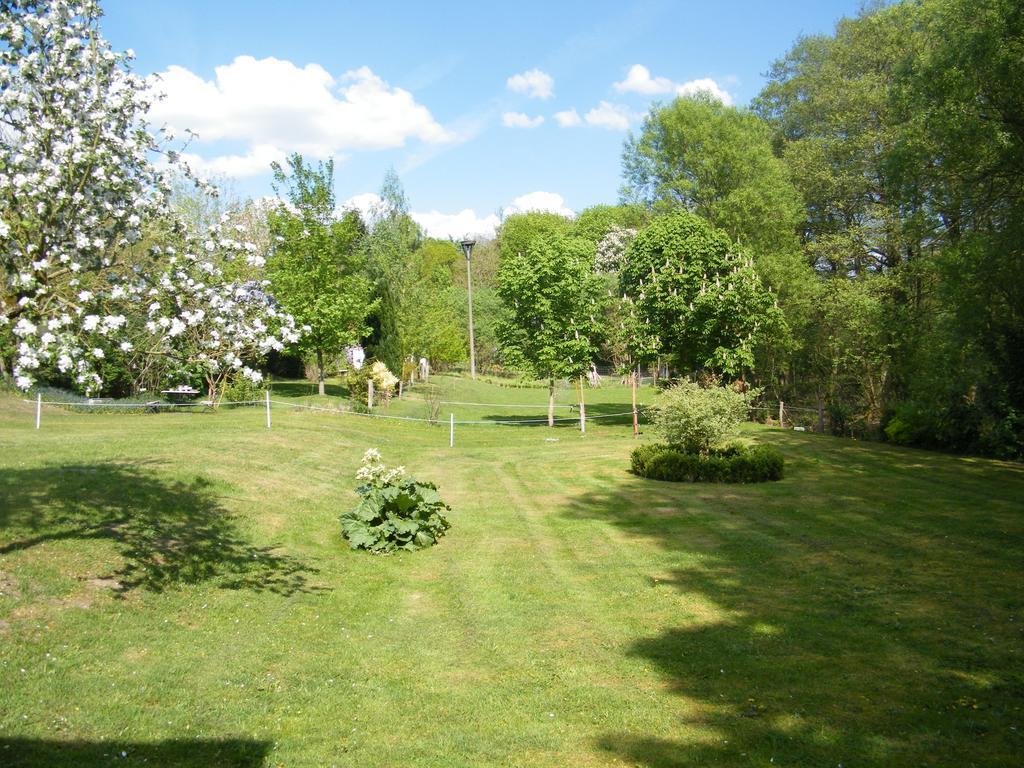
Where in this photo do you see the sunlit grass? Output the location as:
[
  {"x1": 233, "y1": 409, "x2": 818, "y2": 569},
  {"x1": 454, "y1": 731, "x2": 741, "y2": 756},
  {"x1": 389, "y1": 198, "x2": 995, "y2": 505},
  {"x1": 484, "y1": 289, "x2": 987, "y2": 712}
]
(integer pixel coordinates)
[{"x1": 0, "y1": 380, "x2": 1021, "y2": 767}]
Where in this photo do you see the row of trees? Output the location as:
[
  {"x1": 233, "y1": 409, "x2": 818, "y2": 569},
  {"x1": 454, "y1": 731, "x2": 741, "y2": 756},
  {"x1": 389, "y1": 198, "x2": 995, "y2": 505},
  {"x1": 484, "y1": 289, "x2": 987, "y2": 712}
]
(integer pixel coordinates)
[
  {"x1": 492, "y1": 0, "x2": 1023, "y2": 457},
  {"x1": 750, "y1": 0, "x2": 1023, "y2": 457}
]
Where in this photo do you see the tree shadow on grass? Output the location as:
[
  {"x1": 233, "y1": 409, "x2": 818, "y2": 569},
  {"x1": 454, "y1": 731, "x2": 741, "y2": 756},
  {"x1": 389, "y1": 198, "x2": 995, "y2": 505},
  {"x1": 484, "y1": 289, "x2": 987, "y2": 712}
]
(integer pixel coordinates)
[
  {"x1": 563, "y1": 435, "x2": 1024, "y2": 767},
  {"x1": 479, "y1": 401, "x2": 638, "y2": 427},
  {"x1": 271, "y1": 379, "x2": 348, "y2": 399},
  {"x1": 0, "y1": 463, "x2": 320, "y2": 597},
  {"x1": 0, "y1": 737, "x2": 270, "y2": 767}
]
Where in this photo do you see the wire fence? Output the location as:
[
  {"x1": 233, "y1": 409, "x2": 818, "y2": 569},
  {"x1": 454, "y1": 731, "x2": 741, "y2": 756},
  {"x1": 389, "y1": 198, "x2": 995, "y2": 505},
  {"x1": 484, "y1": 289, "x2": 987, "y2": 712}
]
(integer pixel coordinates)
[
  {"x1": 23, "y1": 390, "x2": 837, "y2": 446},
  {"x1": 23, "y1": 392, "x2": 646, "y2": 445}
]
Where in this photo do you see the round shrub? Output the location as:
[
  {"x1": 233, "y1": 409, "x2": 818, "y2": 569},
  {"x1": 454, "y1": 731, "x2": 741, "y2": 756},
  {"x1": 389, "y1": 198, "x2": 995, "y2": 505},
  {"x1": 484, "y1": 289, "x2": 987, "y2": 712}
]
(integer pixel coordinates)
[
  {"x1": 650, "y1": 379, "x2": 751, "y2": 454},
  {"x1": 631, "y1": 443, "x2": 783, "y2": 483}
]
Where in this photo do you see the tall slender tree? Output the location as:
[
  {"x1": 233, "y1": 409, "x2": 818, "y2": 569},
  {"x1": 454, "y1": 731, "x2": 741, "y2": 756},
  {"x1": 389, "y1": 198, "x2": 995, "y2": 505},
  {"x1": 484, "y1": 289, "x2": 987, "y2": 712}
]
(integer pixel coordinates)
[
  {"x1": 267, "y1": 154, "x2": 375, "y2": 395},
  {"x1": 497, "y1": 231, "x2": 602, "y2": 426}
]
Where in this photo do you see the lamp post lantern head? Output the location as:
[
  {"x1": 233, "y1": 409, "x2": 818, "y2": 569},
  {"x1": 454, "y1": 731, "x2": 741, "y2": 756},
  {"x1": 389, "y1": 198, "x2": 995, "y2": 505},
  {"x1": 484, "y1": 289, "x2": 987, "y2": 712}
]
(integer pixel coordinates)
[{"x1": 460, "y1": 239, "x2": 476, "y2": 261}]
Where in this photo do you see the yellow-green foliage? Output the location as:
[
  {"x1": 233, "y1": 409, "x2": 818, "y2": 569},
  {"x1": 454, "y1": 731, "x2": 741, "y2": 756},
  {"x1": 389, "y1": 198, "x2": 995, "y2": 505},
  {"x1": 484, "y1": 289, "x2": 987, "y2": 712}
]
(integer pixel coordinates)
[{"x1": 651, "y1": 379, "x2": 751, "y2": 453}]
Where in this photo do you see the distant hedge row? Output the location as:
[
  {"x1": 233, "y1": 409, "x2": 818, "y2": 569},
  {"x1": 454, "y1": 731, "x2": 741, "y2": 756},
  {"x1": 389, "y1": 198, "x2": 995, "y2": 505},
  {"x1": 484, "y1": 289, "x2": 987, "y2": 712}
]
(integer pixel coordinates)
[{"x1": 630, "y1": 443, "x2": 784, "y2": 483}]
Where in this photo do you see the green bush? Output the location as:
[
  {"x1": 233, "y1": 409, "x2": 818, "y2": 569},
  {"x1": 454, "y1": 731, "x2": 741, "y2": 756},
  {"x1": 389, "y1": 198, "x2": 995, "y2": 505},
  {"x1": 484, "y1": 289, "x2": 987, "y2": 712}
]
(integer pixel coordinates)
[
  {"x1": 222, "y1": 372, "x2": 264, "y2": 404},
  {"x1": 631, "y1": 443, "x2": 783, "y2": 483},
  {"x1": 340, "y1": 449, "x2": 451, "y2": 553},
  {"x1": 650, "y1": 379, "x2": 751, "y2": 453}
]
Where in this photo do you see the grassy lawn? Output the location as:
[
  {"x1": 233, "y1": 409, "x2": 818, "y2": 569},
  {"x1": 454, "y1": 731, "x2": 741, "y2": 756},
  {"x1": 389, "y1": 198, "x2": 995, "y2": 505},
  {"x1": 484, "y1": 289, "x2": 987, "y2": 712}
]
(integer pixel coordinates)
[{"x1": 0, "y1": 377, "x2": 1022, "y2": 767}]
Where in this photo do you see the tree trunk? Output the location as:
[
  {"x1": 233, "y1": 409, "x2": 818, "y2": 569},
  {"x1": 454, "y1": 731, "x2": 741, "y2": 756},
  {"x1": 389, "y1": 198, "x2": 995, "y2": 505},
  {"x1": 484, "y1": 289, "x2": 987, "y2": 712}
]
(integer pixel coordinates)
[
  {"x1": 578, "y1": 374, "x2": 586, "y2": 433},
  {"x1": 632, "y1": 367, "x2": 639, "y2": 439},
  {"x1": 548, "y1": 378, "x2": 555, "y2": 428},
  {"x1": 317, "y1": 347, "x2": 325, "y2": 396}
]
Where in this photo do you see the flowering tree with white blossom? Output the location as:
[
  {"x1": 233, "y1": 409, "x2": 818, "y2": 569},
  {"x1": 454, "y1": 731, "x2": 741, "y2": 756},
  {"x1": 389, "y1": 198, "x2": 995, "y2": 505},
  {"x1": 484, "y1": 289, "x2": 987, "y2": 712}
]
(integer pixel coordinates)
[
  {"x1": 0, "y1": 0, "x2": 300, "y2": 396},
  {"x1": 135, "y1": 224, "x2": 302, "y2": 401}
]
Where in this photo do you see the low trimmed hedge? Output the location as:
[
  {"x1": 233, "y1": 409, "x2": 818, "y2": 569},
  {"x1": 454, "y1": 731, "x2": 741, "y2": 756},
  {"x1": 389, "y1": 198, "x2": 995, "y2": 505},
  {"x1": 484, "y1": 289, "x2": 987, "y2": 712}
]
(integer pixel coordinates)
[{"x1": 630, "y1": 443, "x2": 784, "y2": 483}]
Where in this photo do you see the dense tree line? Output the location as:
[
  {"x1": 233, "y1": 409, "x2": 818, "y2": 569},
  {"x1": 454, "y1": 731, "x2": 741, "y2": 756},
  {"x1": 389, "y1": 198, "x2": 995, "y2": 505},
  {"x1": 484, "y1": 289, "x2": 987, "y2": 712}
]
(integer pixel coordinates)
[{"x1": 749, "y1": 0, "x2": 1023, "y2": 457}]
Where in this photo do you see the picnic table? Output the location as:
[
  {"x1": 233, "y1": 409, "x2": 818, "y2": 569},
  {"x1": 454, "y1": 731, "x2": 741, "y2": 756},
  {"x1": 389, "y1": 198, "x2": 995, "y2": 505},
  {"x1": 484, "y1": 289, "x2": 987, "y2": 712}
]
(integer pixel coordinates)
[{"x1": 161, "y1": 386, "x2": 201, "y2": 405}]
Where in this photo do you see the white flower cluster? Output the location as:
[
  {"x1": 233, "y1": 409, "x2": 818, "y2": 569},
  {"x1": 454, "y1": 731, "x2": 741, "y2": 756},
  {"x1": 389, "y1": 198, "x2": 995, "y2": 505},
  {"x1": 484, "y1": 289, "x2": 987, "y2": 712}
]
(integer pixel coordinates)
[
  {"x1": 354, "y1": 448, "x2": 406, "y2": 486},
  {"x1": 595, "y1": 226, "x2": 637, "y2": 274}
]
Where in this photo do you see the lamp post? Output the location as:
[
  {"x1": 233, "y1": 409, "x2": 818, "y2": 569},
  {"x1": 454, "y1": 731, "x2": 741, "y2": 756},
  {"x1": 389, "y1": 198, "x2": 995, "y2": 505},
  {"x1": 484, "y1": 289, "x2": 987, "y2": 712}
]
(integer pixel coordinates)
[{"x1": 460, "y1": 238, "x2": 477, "y2": 379}]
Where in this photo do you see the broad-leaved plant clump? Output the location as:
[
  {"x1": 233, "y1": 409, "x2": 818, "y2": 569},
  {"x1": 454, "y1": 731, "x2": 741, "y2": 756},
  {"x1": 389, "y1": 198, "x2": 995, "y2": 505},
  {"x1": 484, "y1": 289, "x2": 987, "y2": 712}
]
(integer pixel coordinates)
[{"x1": 340, "y1": 449, "x2": 451, "y2": 553}]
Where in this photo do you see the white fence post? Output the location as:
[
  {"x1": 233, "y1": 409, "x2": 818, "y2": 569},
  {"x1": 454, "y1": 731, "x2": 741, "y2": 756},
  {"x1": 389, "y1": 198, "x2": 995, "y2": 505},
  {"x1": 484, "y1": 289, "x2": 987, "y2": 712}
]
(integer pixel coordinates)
[
  {"x1": 368, "y1": 379, "x2": 374, "y2": 409},
  {"x1": 449, "y1": 413, "x2": 454, "y2": 448},
  {"x1": 265, "y1": 390, "x2": 271, "y2": 430},
  {"x1": 779, "y1": 400, "x2": 785, "y2": 429},
  {"x1": 35, "y1": 392, "x2": 41, "y2": 430}
]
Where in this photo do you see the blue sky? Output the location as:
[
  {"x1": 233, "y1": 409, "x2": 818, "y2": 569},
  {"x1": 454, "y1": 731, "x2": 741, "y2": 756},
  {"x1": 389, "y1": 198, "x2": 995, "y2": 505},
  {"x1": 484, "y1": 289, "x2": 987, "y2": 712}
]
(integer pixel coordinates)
[{"x1": 101, "y1": 0, "x2": 864, "y2": 237}]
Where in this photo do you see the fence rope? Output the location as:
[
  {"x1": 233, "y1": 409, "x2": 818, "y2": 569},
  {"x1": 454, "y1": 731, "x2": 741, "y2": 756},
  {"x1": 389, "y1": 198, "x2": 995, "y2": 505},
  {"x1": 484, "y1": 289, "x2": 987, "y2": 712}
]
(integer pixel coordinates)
[
  {"x1": 269, "y1": 399, "x2": 640, "y2": 426},
  {"x1": 434, "y1": 400, "x2": 577, "y2": 409},
  {"x1": 25, "y1": 398, "x2": 264, "y2": 408}
]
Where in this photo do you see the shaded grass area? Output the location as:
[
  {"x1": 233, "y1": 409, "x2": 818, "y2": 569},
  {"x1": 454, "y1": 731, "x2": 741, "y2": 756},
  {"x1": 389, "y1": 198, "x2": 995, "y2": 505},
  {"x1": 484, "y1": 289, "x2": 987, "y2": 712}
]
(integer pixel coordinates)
[
  {"x1": 0, "y1": 463, "x2": 316, "y2": 596},
  {"x1": 0, "y1": 737, "x2": 270, "y2": 768},
  {"x1": 0, "y1": 382, "x2": 1022, "y2": 767},
  {"x1": 564, "y1": 432, "x2": 1024, "y2": 766}
]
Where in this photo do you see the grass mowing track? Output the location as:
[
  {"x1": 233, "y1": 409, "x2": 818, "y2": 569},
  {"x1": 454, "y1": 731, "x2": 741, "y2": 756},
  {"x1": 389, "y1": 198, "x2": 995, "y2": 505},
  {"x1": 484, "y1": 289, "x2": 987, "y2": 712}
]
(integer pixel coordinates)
[{"x1": 0, "y1": 375, "x2": 1022, "y2": 767}]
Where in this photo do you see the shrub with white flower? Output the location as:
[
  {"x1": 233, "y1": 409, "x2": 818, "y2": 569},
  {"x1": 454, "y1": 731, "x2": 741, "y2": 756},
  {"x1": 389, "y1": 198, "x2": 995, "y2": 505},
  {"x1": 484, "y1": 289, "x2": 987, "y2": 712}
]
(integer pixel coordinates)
[
  {"x1": 341, "y1": 449, "x2": 451, "y2": 553},
  {"x1": 134, "y1": 223, "x2": 302, "y2": 401}
]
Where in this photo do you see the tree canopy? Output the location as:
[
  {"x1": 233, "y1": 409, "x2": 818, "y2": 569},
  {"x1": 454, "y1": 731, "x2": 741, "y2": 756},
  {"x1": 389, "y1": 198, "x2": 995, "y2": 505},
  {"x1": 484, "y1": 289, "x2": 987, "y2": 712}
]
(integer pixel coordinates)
[{"x1": 620, "y1": 210, "x2": 786, "y2": 378}]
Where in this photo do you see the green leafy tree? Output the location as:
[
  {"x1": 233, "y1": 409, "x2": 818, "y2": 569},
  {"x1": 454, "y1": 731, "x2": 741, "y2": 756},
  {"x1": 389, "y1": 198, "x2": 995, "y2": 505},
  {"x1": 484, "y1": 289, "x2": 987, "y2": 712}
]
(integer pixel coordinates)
[
  {"x1": 572, "y1": 204, "x2": 649, "y2": 246},
  {"x1": 398, "y1": 239, "x2": 466, "y2": 368},
  {"x1": 620, "y1": 211, "x2": 786, "y2": 378},
  {"x1": 622, "y1": 95, "x2": 804, "y2": 262},
  {"x1": 364, "y1": 169, "x2": 422, "y2": 373},
  {"x1": 892, "y1": 0, "x2": 1024, "y2": 455},
  {"x1": 267, "y1": 154, "x2": 375, "y2": 395},
  {"x1": 754, "y1": 0, "x2": 1024, "y2": 455},
  {"x1": 497, "y1": 232, "x2": 603, "y2": 425},
  {"x1": 496, "y1": 211, "x2": 573, "y2": 263}
]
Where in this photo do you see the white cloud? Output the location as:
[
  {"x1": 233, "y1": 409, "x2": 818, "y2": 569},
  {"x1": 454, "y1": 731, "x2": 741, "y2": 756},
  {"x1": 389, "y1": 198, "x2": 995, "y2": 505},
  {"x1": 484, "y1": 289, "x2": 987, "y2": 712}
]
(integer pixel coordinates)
[
  {"x1": 412, "y1": 209, "x2": 501, "y2": 240},
  {"x1": 149, "y1": 56, "x2": 453, "y2": 178},
  {"x1": 584, "y1": 101, "x2": 634, "y2": 131},
  {"x1": 613, "y1": 64, "x2": 733, "y2": 105},
  {"x1": 676, "y1": 77, "x2": 734, "y2": 105},
  {"x1": 337, "y1": 190, "x2": 574, "y2": 240},
  {"x1": 553, "y1": 108, "x2": 582, "y2": 127},
  {"x1": 339, "y1": 192, "x2": 385, "y2": 222},
  {"x1": 504, "y1": 191, "x2": 574, "y2": 218},
  {"x1": 614, "y1": 64, "x2": 675, "y2": 95},
  {"x1": 502, "y1": 111, "x2": 545, "y2": 129},
  {"x1": 506, "y1": 68, "x2": 554, "y2": 99},
  {"x1": 178, "y1": 145, "x2": 289, "y2": 179}
]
